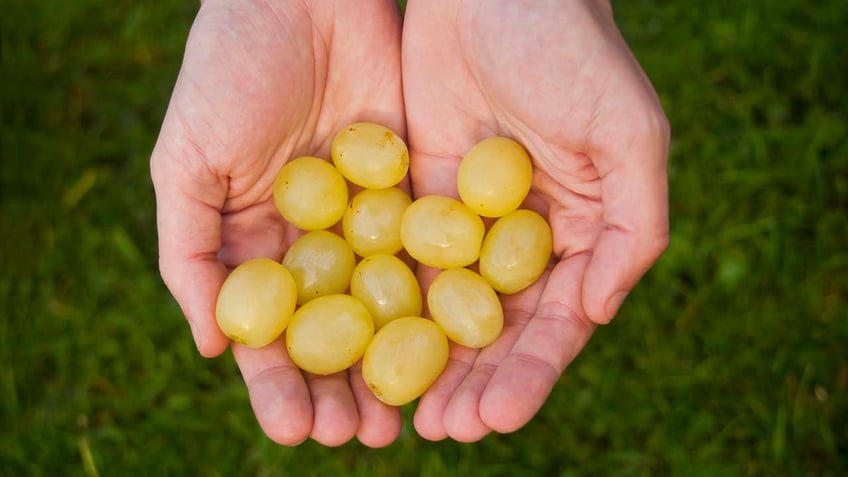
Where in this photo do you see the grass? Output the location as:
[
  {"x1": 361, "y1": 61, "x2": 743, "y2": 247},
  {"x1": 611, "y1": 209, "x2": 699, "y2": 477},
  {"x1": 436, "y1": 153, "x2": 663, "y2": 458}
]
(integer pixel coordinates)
[{"x1": 1, "y1": 0, "x2": 846, "y2": 475}]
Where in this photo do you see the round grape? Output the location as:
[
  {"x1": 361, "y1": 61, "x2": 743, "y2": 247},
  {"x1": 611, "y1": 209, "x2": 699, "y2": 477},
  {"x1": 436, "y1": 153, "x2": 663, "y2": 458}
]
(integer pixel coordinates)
[{"x1": 273, "y1": 156, "x2": 348, "y2": 230}]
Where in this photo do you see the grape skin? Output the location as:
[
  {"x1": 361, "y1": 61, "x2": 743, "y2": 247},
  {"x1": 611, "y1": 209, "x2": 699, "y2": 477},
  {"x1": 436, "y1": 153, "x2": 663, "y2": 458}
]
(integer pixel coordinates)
[
  {"x1": 215, "y1": 258, "x2": 297, "y2": 348},
  {"x1": 427, "y1": 268, "x2": 504, "y2": 348},
  {"x1": 343, "y1": 187, "x2": 412, "y2": 257},
  {"x1": 272, "y1": 156, "x2": 348, "y2": 230},
  {"x1": 350, "y1": 254, "x2": 423, "y2": 329},
  {"x1": 282, "y1": 230, "x2": 356, "y2": 305},
  {"x1": 285, "y1": 294, "x2": 375, "y2": 376},
  {"x1": 457, "y1": 136, "x2": 533, "y2": 218},
  {"x1": 479, "y1": 209, "x2": 553, "y2": 294},
  {"x1": 361, "y1": 317, "x2": 449, "y2": 406},
  {"x1": 331, "y1": 122, "x2": 409, "y2": 189},
  {"x1": 400, "y1": 195, "x2": 485, "y2": 269}
]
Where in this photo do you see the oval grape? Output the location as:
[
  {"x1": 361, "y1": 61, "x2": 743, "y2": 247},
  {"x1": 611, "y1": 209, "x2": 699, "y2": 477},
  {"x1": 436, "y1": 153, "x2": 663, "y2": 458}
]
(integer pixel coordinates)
[
  {"x1": 458, "y1": 136, "x2": 533, "y2": 217},
  {"x1": 350, "y1": 254, "x2": 422, "y2": 329},
  {"x1": 331, "y1": 122, "x2": 409, "y2": 189},
  {"x1": 215, "y1": 258, "x2": 297, "y2": 348},
  {"x1": 400, "y1": 195, "x2": 485, "y2": 269},
  {"x1": 479, "y1": 209, "x2": 553, "y2": 294},
  {"x1": 343, "y1": 187, "x2": 412, "y2": 257},
  {"x1": 282, "y1": 230, "x2": 356, "y2": 305},
  {"x1": 285, "y1": 294, "x2": 374, "y2": 375},
  {"x1": 362, "y1": 317, "x2": 449, "y2": 406},
  {"x1": 427, "y1": 268, "x2": 503, "y2": 348}
]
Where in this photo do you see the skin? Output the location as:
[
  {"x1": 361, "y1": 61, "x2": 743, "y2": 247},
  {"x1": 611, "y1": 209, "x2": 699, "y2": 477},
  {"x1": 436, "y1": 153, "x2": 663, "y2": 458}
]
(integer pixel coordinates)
[
  {"x1": 402, "y1": 0, "x2": 670, "y2": 441},
  {"x1": 150, "y1": 0, "x2": 405, "y2": 447},
  {"x1": 151, "y1": 0, "x2": 669, "y2": 446}
]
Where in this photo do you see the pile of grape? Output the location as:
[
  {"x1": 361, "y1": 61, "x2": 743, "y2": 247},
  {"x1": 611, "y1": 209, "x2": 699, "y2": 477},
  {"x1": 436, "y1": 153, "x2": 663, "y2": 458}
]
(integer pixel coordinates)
[{"x1": 215, "y1": 122, "x2": 553, "y2": 406}]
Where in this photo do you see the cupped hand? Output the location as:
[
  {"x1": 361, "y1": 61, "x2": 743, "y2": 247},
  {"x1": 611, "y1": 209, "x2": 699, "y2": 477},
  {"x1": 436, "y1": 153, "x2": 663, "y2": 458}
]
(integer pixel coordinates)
[
  {"x1": 402, "y1": 0, "x2": 670, "y2": 441},
  {"x1": 150, "y1": 0, "x2": 405, "y2": 447}
]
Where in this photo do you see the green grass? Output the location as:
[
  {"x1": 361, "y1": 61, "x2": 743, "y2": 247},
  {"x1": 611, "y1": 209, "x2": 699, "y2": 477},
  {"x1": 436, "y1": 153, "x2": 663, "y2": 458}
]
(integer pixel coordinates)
[{"x1": 2, "y1": 0, "x2": 846, "y2": 475}]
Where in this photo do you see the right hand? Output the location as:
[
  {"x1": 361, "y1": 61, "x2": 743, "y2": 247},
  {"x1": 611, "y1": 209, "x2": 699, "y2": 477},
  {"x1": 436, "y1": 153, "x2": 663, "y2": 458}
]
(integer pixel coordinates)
[{"x1": 150, "y1": 0, "x2": 406, "y2": 447}]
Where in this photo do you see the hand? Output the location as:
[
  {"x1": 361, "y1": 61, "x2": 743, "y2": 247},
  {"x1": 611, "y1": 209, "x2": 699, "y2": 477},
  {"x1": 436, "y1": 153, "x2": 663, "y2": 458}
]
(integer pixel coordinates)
[
  {"x1": 402, "y1": 0, "x2": 670, "y2": 441},
  {"x1": 150, "y1": 0, "x2": 405, "y2": 447}
]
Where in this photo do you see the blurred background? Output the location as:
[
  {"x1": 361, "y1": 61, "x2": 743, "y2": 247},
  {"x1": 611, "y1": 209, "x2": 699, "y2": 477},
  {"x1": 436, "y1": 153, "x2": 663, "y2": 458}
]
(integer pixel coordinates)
[{"x1": 1, "y1": 0, "x2": 846, "y2": 475}]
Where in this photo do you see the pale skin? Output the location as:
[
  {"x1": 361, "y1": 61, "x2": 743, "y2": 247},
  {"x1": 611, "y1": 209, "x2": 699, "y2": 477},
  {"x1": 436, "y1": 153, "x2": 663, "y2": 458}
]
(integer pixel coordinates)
[{"x1": 151, "y1": 0, "x2": 669, "y2": 446}]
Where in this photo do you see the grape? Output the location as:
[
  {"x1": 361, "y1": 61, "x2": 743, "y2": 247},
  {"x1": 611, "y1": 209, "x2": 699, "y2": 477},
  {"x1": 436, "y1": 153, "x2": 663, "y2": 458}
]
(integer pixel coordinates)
[
  {"x1": 427, "y1": 268, "x2": 503, "y2": 348},
  {"x1": 479, "y1": 209, "x2": 553, "y2": 294},
  {"x1": 273, "y1": 156, "x2": 348, "y2": 230},
  {"x1": 215, "y1": 258, "x2": 297, "y2": 348},
  {"x1": 285, "y1": 294, "x2": 374, "y2": 375},
  {"x1": 350, "y1": 254, "x2": 422, "y2": 329},
  {"x1": 457, "y1": 136, "x2": 533, "y2": 217},
  {"x1": 282, "y1": 230, "x2": 356, "y2": 305},
  {"x1": 361, "y1": 317, "x2": 449, "y2": 406},
  {"x1": 343, "y1": 187, "x2": 412, "y2": 257},
  {"x1": 331, "y1": 122, "x2": 409, "y2": 189},
  {"x1": 400, "y1": 195, "x2": 485, "y2": 269}
]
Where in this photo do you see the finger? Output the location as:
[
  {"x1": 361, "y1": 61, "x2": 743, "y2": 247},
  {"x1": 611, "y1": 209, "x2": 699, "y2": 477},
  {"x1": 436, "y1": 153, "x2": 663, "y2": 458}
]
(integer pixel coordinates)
[
  {"x1": 232, "y1": 340, "x2": 313, "y2": 446},
  {"x1": 348, "y1": 362, "x2": 402, "y2": 448},
  {"x1": 479, "y1": 254, "x2": 596, "y2": 433},
  {"x1": 151, "y1": 134, "x2": 230, "y2": 357},
  {"x1": 412, "y1": 264, "x2": 478, "y2": 441},
  {"x1": 413, "y1": 344, "x2": 477, "y2": 441},
  {"x1": 440, "y1": 271, "x2": 546, "y2": 441},
  {"x1": 584, "y1": 111, "x2": 670, "y2": 324},
  {"x1": 304, "y1": 371, "x2": 360, "y2": 447}
]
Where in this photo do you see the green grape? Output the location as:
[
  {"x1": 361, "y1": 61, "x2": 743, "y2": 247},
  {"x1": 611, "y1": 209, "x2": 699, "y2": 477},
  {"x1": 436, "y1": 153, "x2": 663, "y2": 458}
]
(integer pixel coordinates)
[
  {"x1": 427, "y1": 268, "x2": 503, "y2": 348},
  {"x1": 285, "y1": 294, "x2": 374, "y2": 375},
  {"x1": 400, "y1": 195, "x2": 485, "y2": 269},
  {"x1": 282, "y1": 230, "x2": 356, "y2": 305},
  {"x1": 457, "y1": 136, "x2": 533, "y2": 217},
  {"x1": 479, "y1": 209, "x2": 553, "y2": 294},
  {"x1": 215, "y1": 258, "x2": 297, "y2": 348},
  {"x1": 273, "y1": 156, "x2": 348, "y2": 230},
  {"x1": 343, "y1": 187, "x2": 412, "y2": 257},
  {"x1": 350, "y1": 254, "x2": 422, "y2": 329},
  {"x1": 361, "y1": 317, "x2": 449, "y2": 406},
  {"x1": 331, "y1": 122, "x2": 409, "y2": 189}
]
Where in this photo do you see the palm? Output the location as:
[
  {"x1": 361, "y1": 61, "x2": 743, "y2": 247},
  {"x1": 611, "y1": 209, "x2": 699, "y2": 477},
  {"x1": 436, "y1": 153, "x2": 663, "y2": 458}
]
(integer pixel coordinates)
[
  {"x1": 151, "y1": 0, "x2": 405, "y2": 447},
  {"x1": 402, "y1": 0, "x2": 669, "y2": 441}
]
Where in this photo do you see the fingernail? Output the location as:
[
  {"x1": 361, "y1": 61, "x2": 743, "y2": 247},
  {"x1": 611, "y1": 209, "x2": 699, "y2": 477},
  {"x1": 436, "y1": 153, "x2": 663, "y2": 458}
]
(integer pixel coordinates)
[{"x1": 604, "y1": 291, "x2": 629, "y2": 322}]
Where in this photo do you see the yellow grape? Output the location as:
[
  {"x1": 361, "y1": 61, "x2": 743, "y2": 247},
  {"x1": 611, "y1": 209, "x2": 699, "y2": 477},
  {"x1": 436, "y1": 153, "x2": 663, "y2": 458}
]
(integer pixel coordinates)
[
  {"x1": 361, "y1": 317, "x2": 449, "y2": 406},
  {"x1": 479, "y1": 209, "x2": 553, "y2": 294},
  {"x1": 215, "y1": 258, "x2": 297, "y2": 348},
  {"x1": 427, "y1": 268, "x2": 503, "y2": 348},
  {"x1": 457, "y1": 136, "x2": 533, "y2": 217},
  {"x1": 343, "y1": 187, "x2": 412, "y2": 257},
  {"x1": 282, "y1": 230, "x2": 356, "y2": 305},
  {"x1": 331, "y1": 122, "x2": 409, "y2": 189},
  {"x1": 350, "y1": 254, "x2": 422, "y2": 329},
  {"x1": 285, "y1": 294, "x2": 374, "y2": 375},
  {"x1": 273, "y1": 156, "x2": 348, "y2": 230},
  {"x1": 400, "y1": 195, "x2": 485, "y2": 269}
]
